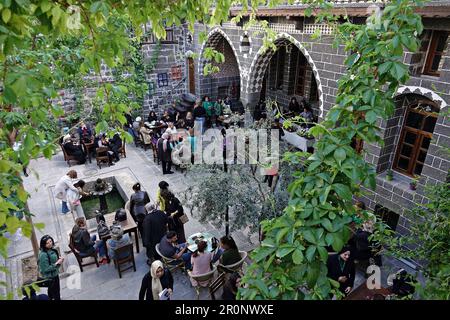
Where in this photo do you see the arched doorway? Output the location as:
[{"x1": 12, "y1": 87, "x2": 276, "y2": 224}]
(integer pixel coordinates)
[
  {"x1": 198, "y1": 28, "x2": 241, "y2": 104},
  {"x1": 246, "y1": 33, "x2": 324, "y2": 119}
]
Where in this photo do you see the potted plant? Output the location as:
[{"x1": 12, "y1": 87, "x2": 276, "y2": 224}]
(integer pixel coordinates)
[
  {"x1": 410, "y1": 175, "x2": 419, "y2": 190},
  {"x1": 386, "y1": 169, "x2": 393, "y2": 181}
]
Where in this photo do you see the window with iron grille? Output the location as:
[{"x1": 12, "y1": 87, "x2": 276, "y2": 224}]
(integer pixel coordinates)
[
  {"x1": 374, "y1": 205, "x2": 400, "y2": 231},
  {"x1": 141, "y1": 27, "x2": 174, "y2": 44},
  {"x1": 423, "y1": 30, "x2": 449, "y2": 76},
  {"x1": 269, "y1": 47, "x2": 286, "y2": 90},
  {"x1": 157, "y1": 73, "x2": 169, "y2": 87},
  {"x1": 393, "y1": 99, "x2": 439, "y2": 176},
  {"x1": 171, "y1": 66, "x2": 182, "y2": 80}
]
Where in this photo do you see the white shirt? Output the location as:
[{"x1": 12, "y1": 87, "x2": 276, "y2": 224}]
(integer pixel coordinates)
[
  {"x1": 54, "y1": 175, "x2": 77, "y2": 201},
  {"x1": 165, "y1": 127, "x2": 177, "y2": 135}
]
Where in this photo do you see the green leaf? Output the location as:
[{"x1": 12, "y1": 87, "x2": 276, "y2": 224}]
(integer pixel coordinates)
[
  {"x1": 334, "y1": 147, "x2": 346, "y2": 163},
  {"x1": 292, "y1": 248, "x2": 304, "y2": 265},
  {"x1": 378, "y1": 61, "x2": 392, "y2": 75},
  {"x1": 345, "y1": 53, "x2": 359, "y2": 67},
  {"x1": 365, "y1": 110, "x2": 378, "y2": 124},
  {"x1": 321, "y1": 218, "x2": 334, "y2": 232},
  {"x1": 2, "y1": 8, "x2": 11, "y2": 23},
  {"x1": 303, "y1": 230, "x2": 316, "y2": 244},
  {"x1": 331, "y1": 232, "x2": 344, "y2": 252},
  {"x1": 332, "y1": 183, "x2": 352, "y2": 200},
  {"x1": 305, "y1": 246, "x2": 316, "y2": 262},
  {"x1": 317, "y1": 246, "x2": 329, "y2": 262},
  {"x1": 276, "y1": 246, "x2": 295, "y2": 258},
  {"x1": 390, "y1": 62, "x2": 407, "y2": 81}
]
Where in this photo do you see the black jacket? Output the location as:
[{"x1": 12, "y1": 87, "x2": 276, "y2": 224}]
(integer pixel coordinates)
[
  {"x1": 139, "y1": 269, "x2": 173, "y2": 300},
  {"x1": 72, "y1": 227, "x2": 95, "y2": 255},
  {"x1": 157, "y1": 139, "x2": 172, "y2": 162},
  {"x1": 193, "y1": 106, "x2": 206, "y2": 119},
  {"x1": 327, "y1": 254, "x2": 355, "y2": 293},
  {"x1": 142, "y1": 210, "x2": 168, "y2": 248}
]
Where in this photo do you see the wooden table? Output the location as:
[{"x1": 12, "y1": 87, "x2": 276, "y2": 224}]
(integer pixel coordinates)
[
  {"x1": 100, "y1": 211, "x2": 139, "y2": 262},
  {"x1": 345, "y1": 283, "x2": 392, "y2": 300}
]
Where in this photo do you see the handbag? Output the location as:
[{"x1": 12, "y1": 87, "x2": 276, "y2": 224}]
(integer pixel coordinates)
[
  {"x1": 179, "y1": 213, "x2": 189, "y2": 224},
  {"x1": 97, "y1": 220, "x2": 110, "y2": 238}
]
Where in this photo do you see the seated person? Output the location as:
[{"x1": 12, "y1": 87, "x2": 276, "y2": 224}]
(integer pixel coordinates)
[
  {"x1": 109, "y1": 133, "x2": 122, "y2": 162},
  {"x1": 132, "y1": 117, "x2": 142, "y2": 142},
  {"x1": 189, "y1": 241, "x2": 213, "y2": 286},
  {"x1": 159, "y1": 231, "x2": 192, "y2": 269},
  {"x1": 184, "y1": 112, "x2": 194, "y2": 129},
  {"x1": 63, "y1": 135, "x2": 86, "y2": 164},
  {"x1": 272, "y1": 118, "x2": 285, "y2": 139},
  {"x1": 221, "y1": 272, "x2": 241, "y2": 300},
  {"x1": 21, "y1": 280, "x2": 49, "y2": 300},
  {"x1": 165, "y1": 122, "x2": 177, "y2": 135},
  {"x1": 71, "y1": 217, "x2": 107, "y2": 263},
  {"x1": 96, "y1": 134, "x2": 115, "y2": 165},
  {"x1": 107, "y1": 224, "x2": 131, "y2": 260},
  {"x1": 300, "y1": 103, "x2": 315, "y2": 128},
  {"x1": 77, "y1": 121, "x2": 93, "y2": 142},
  {"x1": 147, "y1": 111, "x2": 158, "y2": 123},
  {"x1": 326, "y1": 246, "x2": 355, "y2": 296},
  {"x1": 288, "y1": 97, "x2": 301, "y2": 115},
  {"x1": 161, "y1": 111, "x2": 172, "y2": 123},
  {"x1": 139, "y1": 123, "x2": 153, "y2": 145},
  {"x1": 213, "y1": 235, "x2": 241, "y2": 267}
]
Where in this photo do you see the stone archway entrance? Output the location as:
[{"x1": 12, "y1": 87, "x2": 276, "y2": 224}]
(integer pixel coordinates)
[
  {"x1": 245, "y1": 33, "x2": 324, "y2": 119},
  {"x1": 198, "y1": 28, "x2": 241, "y2": 102}
]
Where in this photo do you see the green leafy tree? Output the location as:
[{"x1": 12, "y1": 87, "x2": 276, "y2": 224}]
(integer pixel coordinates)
[{"x1": 239, "y1": 0, "x2": 426, "y2": 299}]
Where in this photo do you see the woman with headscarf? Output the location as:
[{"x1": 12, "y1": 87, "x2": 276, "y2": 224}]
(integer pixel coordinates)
[
  {"x1": 326, "y1": 246, "x2": 356, "y2": 295},
  {"x1": 139, "y1": 260, "x2": 173, "y2": 300},
  {"x1": 157, "y1": 132, "x2": 173, "y2": 174}
]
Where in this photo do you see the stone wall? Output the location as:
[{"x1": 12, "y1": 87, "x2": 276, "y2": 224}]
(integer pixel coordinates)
[{"x1": 194, "y1": 18, "x2": 450, "y2": 238}]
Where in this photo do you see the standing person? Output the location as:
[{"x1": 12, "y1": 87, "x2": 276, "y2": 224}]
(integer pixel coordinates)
[
  {"x1": 157, "y1": 133, "x2": 174, "y2": 174},
  {"x1": 54, "y1": 170, "x2": 78, "y2": 215},
  {"x1": 156, "y1": 181, "x2": 170, "y2": 212},
  {"x1": 139, "y1": 260, "x2": 173, "y2": 300},
  {"x1": 66, "y1": 180, "x2": 89, "y2": 219},
  {"x1": 185, "y1": 112, "x2": 194, "y2": 129},
  {"x1": 129, "y1": 182, "x2": 150, "y2": 239},
  {"x1": 142, "y1": 203, "x2": 168, "y2": 263},
  {"x1": 71, "y1": 217, "x2": 107, "y2": 264},
  {"x1": 202, "y1": 96, "x2": 213, "y2": 128},
  {"x1": 193, "y1": 99, "x2": 206, "y2": 133},
  {"x1": 326, "y1": 246, "x2": 356, "y2": 296},
  {"x1": 163, "y1": 191, "x2": 186, "y2": 243},
  {"x1": 189, "y1": 241, "x2": 213, "y2": 286},
  {"x1": 38, "y1": 235, "x2": 64, "y2": 300}
]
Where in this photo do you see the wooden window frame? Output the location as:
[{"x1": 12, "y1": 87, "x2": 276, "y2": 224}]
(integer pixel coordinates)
[
  {"x1": 295, "y1": 53, "x2": 307, "y2": 96},
  {"x1": 393, "y1": 100, "x2": 438, "y2": 176},
  {"x1": 141, "y1": 28, "x2": 174, "y2": 44},
  {"x1": 423, "y1": 30, "x2": 449, "y2": 76}
]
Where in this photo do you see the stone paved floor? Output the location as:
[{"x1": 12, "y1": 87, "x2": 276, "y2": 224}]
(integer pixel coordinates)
[
  {"x1": 6, "y1": 143, "x2": 257, "y2": 300},
  {"x1": 4, "y1": 143, "x2": 418, "y2": 300}
]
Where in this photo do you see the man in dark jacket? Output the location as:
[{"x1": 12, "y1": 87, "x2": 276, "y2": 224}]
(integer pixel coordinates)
[
  {"x1": 63, "y1": 137, "x2": 86, "y2": 164},
  {"x1": 142, "y1": 203, "x2": 169, "y2": 263},
  {"x1": 157, "y1": 132, "x2": 173, "y2": 174},
  {"x1": 109, "y1": 133, "x2": 122, "y2": 162}
]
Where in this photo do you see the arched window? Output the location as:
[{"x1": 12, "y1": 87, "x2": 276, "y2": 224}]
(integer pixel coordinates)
[{"x1": 393, "y1": 99, "x2": 439, "y2": 176}]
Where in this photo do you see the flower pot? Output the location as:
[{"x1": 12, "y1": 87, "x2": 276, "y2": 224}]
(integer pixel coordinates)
[
  {"x1": 409, "y1": 184, "x2": 417, "y2": 191},
  {"x1": 386, "y1": 175, "x2": 393, "y2": 181}
]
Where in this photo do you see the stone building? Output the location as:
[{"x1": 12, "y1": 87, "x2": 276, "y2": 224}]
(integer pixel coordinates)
[{"x1": 188, "y1": 0, "x2": 450, "y2": 241}]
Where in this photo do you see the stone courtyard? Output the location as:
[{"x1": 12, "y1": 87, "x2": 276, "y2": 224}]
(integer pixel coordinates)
[{"x1": 5, "y1": 144, "x2": 259, "y2": 300}]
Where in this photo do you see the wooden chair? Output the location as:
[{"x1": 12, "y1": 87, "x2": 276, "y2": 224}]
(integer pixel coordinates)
[
  {"x1": 95, "y1": 146, "x2": 110, "y2": 169},
  {"x1": 60, "y1": 144, "x2": 79, "y2": 167},
  {"x1": 155, "y1": 243, "x2": 185, "y2": 272},
  {"x1": 218, "y1": 251, "x2": 248, "y2": 273},
  {"x1": 118, "y1": 142, "x2": 126, "y2": 158},
  {"x1": 68, "y1": 233, "x2": 99, "y2": 272},
  {"x1": 209, "y1": 271, "x2": 226, "y2": 300},
  {"x1": 188, "y1": 266, "x2": 217, "y2": 299},
  {"x1": 112, "y1": 243, "x2": 136, "y2": 278}
]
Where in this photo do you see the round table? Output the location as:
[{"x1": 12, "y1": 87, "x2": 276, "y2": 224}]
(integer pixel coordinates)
[{"x1": 186, "y1": 232, "x2": 218, "y2": 253}]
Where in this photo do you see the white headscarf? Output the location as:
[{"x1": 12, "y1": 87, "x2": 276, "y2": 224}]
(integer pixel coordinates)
[
  {"x1": 150, "y1": 260, "x2": 164, "y2": 300},
  {"x1": 162, "y1": 132, "x2": 170, "y2": 152}
]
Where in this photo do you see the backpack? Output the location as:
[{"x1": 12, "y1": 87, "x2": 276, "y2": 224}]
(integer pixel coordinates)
[
  {"x1": 97, "y1": 220, "x2": 110, "y2": 238},
  {"x1": 115, "y1": 208, "x2": 127, "y2": 222}
]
